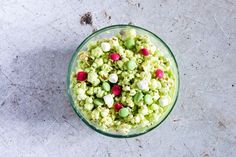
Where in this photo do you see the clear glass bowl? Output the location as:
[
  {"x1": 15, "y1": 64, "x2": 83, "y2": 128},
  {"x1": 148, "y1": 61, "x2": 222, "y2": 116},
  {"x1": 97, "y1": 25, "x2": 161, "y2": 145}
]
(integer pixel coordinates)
[{"x1": 66, "y1": 24, "x2": 179, "y2": 138}]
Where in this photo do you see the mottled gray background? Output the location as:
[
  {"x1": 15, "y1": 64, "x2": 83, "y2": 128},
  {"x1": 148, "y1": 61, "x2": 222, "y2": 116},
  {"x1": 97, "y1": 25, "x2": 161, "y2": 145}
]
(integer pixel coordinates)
[{"x1": 0, "y1": 0, "x2": 236, "y2": 157}]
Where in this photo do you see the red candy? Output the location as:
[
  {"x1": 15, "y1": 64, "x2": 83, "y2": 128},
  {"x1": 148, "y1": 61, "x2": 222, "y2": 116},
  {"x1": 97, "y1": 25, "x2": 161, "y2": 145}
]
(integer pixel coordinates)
[
  {"x1": 140, "y1": 48, "x2": 149, "y2": 56},
  {"x1": 114, "y1": 103, "x2": 123, "y2": 112},
  {"x1": 155, "y1": 69, "x2": 164, "y2": 78},
  {"x1": 109, "y1": 53, "x2": 120, "y2": 61},
  {"x1": 76, "y1": 71, "x2": 88, "y2": 81},
  {"x1": 112, "y1": 84, "x2": 122, "y2": 96}
]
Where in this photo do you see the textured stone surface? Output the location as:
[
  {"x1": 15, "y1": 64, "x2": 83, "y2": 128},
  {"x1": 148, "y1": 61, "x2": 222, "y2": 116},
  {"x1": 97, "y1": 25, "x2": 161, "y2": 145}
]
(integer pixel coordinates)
[{"x1": 0, "y1": 0, "x2": 236, "y2": 156}]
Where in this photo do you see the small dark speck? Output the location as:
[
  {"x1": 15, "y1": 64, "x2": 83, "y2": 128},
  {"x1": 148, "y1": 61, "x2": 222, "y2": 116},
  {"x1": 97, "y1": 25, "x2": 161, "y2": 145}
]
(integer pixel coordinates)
[
  {"x1": 92, "y1": 27, "x2": 97, "y2": 32},
  {"x1": 184, "y1": 73, "x2": 186, "y2": 75},
  {"x1": 173, "y1": 119, "x2": 181, "y2": 122},
  {"x1": 228, "y1": 43, "x2": 231, "y2": 46},
  {"x1": 160, "y1": 4, "x2": 162, "y2": 7},
  {"x1": 186, "y1": 37, "x2": 190, "y2": 39},
  {"x1": 62, "y1": 115, "x2": 66, "y2": 119},
  {"x1": 212, "y1": 147, "x2": 215, "y2": 151},
  {"x1": 108, "y1": 16, "x2": 111, "y2": 20},
  {"x1": 218, "y1": 121, "x2": 226, "y2": 129},
  {"x1": 232, "y1": 84, "x2": 234, "y2": 87},
  {"x1": 16, "y1": 55, "x2": 19, "y2": 59},
  {"x1": 141, "y1": 7, "x2": 144, "y2": 10},
  {"x1": 1, "y1": 101, "x2": 5, "y2": 106},
  {"x1": 139, "y1": 154, "x2": 142, "y2": 157},
  {"x1": 137, "y1": 3, "x2": 140, "y2": 7},
  {"x1": 33, "y1": 112, "x2": 36, "y2": 115},
  {"x1": 43, "y1": 120, "x2": 46, "y2": 121},
  {"x1": 128, "y1": 21, "x2": 133, "y2": 25},
  {"x1": 170, "y1": 30, "x2": 173, "y2": 32},
  {"x1": 203, "y1": 153, "x2": 209, "y2": 157}
]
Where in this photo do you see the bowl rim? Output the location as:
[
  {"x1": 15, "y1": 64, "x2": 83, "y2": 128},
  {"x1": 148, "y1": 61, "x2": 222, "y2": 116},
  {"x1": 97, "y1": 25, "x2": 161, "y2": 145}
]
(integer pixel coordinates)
[{"x1": 66, "y1": 24, "x2": 180, "y2": 138}]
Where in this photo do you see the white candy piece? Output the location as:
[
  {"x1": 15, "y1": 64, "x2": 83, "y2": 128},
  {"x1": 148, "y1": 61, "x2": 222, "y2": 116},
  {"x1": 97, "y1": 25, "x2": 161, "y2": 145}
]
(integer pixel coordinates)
[
  {"x1": 159, "y1": 96, "x2": 169, "y2": 107},
  {"x1": 109, "y1": 73, "x2": 118, "y2": 83},
  {"x1": 101, "y1": 42, "x2": 111, "y2": 52},
  {"x1": 137, "y1": 79, "x2": 149, "y2": 90},
  {"x1": 103, "y1": 94, "x2": 114, "y2": 108}
]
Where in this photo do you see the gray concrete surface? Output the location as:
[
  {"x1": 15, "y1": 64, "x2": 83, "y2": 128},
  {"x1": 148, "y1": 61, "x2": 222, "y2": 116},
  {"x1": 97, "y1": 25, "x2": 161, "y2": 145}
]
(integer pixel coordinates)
[{"x1": 0, "y1": 0, "x2": 236, "y2": 156}]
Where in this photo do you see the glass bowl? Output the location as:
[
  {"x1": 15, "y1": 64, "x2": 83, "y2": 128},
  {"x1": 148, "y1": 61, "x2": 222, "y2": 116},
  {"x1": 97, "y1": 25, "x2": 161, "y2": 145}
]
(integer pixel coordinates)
[{"x1": 66, "y1": 24, "x2": 179, "y2": 138}]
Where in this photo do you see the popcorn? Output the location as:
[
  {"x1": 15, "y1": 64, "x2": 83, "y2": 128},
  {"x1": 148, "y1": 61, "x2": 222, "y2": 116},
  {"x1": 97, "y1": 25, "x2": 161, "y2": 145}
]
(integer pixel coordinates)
[
  {"x1": 137, "y1": 79, "x2": 149, "y2": 91},
  {"x1": 101, "y1": 42, "x2": 111, "y2": 52}
]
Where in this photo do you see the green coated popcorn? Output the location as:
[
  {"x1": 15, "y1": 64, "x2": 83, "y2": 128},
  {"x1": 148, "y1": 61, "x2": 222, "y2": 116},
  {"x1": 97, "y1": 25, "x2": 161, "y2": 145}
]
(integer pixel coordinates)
[
  {"x1": 91, "y1": 47, "x2": 103, "y2": 58},
  {"x1": 70, "y1": 28, "x2": 176, "y2": 134},
  {"x1": 84, "y1": 103, "x2": 94, "y2": 111}
]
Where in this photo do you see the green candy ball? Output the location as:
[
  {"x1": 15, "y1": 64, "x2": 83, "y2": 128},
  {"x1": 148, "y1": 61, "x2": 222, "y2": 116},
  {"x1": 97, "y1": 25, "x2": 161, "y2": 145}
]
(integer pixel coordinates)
[
  {"x1": 119, "y1": 107, "x2": 129, "y2": 118},
  {"x1": 93, "y1": 99, "x2": 104, "y2": 106},
  {"x1": 102, "y1": 82, "x2": 110, "y2": 92},
  {"x1": 134, "y1": 92, "x2": 143, "y2": 104},
  {"x1": 124, "y1": 38, "x2": 135, "y2": 49},
  {"x1": 144, "y1": 94, "x2": 153, "y2": 105},
  {"x1": 127, "y1": 60, "x2": 136, "y2": 70}
]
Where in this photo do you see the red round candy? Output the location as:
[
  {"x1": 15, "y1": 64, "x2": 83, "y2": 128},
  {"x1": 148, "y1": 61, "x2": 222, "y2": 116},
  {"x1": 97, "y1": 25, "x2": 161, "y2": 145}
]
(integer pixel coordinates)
[
  {"x1": 140, "y1": 48, "x2": 149, "y2": 56},
  {"x1": 156, "y1": 69, "x2": 164, "y2": 78},
  {"x1": 112, "y1": 84, "x2": 122, "y2": 96},
  {"x1": 114, "y1": 103, "x2": 123, "y2": 112},
  {"x1": 109, "y1": 53, "x2": 120, "y2": 61},
  {"x1": 76, "y1": 71, "x2": 88, "y2": 81}
]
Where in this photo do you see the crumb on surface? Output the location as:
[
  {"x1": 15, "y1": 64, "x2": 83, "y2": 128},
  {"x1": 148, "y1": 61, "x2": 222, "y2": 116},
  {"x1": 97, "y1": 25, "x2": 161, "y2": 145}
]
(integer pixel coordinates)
[{"x1": 80, "y1": 12, "x2": 93, "y2": 25}]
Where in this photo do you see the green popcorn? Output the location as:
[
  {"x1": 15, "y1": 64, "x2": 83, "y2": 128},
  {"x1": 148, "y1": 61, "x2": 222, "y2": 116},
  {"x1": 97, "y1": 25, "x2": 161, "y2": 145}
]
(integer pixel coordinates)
[
  {"x1": 125, "y1": 50, "x2": 134, "y2": 58},
  {"x1": 150, "y1": 79, "x2": 162, "y2": 90},
  {"x1": 84, "y1": 103, "x2": 94, "y2": 111},
  {"x1": 76, "y1": 88, "x2": 87, "y2": 100},
  {"x1": 87, "y1": 71, "x2": 100, "y2": 86},
  {"x1": 96, "y1": 58, "x2": 104, "y2": 67},
  {"x1": 87, "y1": 41, "x2": 97, "y2": 50},
  {"x1": 91, "y1": 109, "x2": 100, "y2": 120},
  {"x1": 96, "y1": 90, "x2": 105, "y2": 98},
  {"x1": 86, "y1": 87, "x2": 94, "y2": 95},
  {"x1": 109, "y1": 37, "x2": 119, "y2": 48},
  {"x1": 101, "y1": 64, "x2": 112, "y2": 72},
  {"x1": 117, "y1": 60, "x2": 124, "y2": 69},
  {"x1": 86, "y1": 97, "x2": 93, "y2": 104},
  {"x1": 88, "y1": 71, "x2": 98, "y2": 82},
  {"x1": 91, "y1": 47, "x2": 103, "y2": 58},
  {"x1": 150, "y1": 104, "x2": 159, "y2": 111},
  {"x1": 139, "y1": 105, "x2": 149, "y2": 115},
  {"x1": 101, "y1": 108, "x2": 109, "y2": 117}
]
